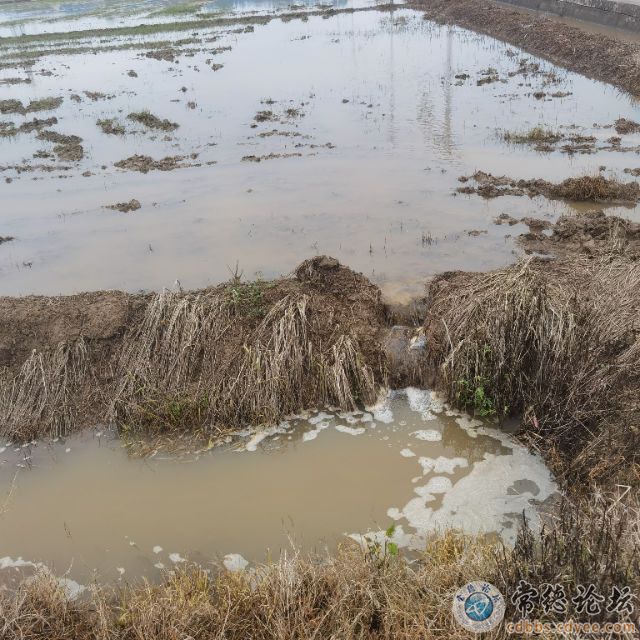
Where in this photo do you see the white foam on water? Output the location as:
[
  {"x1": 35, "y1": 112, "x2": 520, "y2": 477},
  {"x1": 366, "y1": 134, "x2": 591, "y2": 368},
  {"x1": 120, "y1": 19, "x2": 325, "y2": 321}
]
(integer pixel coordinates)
[
  {"x1": 223, "y1": 553, "x2": 249, "y2": 572},
  {"x1": 241, "y1": 421, "x2": 290, "y2": 452},
  {"x1": 348, "y1": 524, "x2": 421, "y2": 551},
  {"x1": 338, "y1": 410, "x2": 362, "y2": 419},
  {"x1": 454, "y1": 415, "x2": 483, "y2": 437},
  {"x1": 411, "y1": 430, "x2": 442, "y2": 442},
  {"x1": 154, "y1": 562, "x2": 165, "y2": 569},
  {"x1": 0, "y1": 556, "x2": 43, "y2": 570},
  {"x1": 335, "y1": 425, "x2": 366, "y2": 436},
  {"x1": 418, "y1": 476, "x2": 453, "y2": 494},
  {"x1": 366, "y1": 395, "x2": 394, "y2": 424},
  {"x1": 153, "y1": 545, "x2": 163, "y2": 554},
  {"x1": 400, "y1": 448, "x2": 416, "y2": 458},
  {"x1": 169, "y1": 553, "x2": 185, "y2": 564},
  {"x1": 308, "y1": 412, "x2": 333, "y2": 425},
  {"x1": 390, "y1": 440, "x2": 557, "y2": 546},
  {"x1": 405, "y1": 387, "x2": 439, "y2": 421},
  {"x1": 302, "y1": 421, "x2": 330, "y2": 442},
  {"x1": 56, "y1": 577, "x2": 86, "y2": 600},
  {"x1": 418, "y1": 456, "x2": 468, "y2": 475},
  {"x1": 1, "y1": 558, "x2": 85, "y2": 601}
]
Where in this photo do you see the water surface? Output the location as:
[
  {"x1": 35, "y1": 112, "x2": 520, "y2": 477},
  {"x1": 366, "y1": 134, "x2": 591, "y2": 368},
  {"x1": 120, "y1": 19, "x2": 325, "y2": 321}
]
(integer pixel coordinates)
[{"x1": 0, "y1": 389, "x2": 557, "y2": 590}]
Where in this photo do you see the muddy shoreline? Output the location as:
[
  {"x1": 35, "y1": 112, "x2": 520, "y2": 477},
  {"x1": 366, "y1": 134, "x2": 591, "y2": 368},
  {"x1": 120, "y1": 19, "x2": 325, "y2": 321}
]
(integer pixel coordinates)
[{"x1": 409, "y1": 0, "x2": 640, "y2": 96}]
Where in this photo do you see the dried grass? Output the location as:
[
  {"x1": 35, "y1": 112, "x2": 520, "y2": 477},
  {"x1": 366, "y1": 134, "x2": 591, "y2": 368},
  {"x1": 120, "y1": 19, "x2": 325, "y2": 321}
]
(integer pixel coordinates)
[
  {"x1": 0, "y1": 533, "x2": 498, "y2": 640},
  {"x1": 1, "y1": 500, "x2": 637, "y2": 639},
  {"x1": 547, "y1": 175, "x2": 640, "y2": 203},
  {"x1": 0, "y1": 340, "x2": 89, "y2": 441},
  {"x1": 0, "y1": 570, "x2": 91, "y2": 639},
  {"x1": 0, "y1": 259, "x2": 384, "y2": 442},
  {"x1": 111, "y1": 287, "x2": 378, "y2": 436},
  {"x1": 423, "y1": 252, "x2": 640, "y2": 483}
]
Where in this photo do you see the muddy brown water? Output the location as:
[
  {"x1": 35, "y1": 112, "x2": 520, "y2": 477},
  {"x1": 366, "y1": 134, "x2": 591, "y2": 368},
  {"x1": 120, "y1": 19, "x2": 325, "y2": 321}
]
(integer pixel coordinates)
[
  {"x1": 0, "y1": 389, "x2": 558, "y2": 591},
  {"x1": 0, "y1": 1, "x2": 639, "y2": 302}
]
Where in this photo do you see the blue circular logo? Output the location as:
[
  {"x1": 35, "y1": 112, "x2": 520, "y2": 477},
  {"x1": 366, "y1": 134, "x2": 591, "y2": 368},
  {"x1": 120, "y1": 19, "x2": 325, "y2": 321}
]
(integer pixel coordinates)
[
  {"x1": 464, "y1": 592, "x2": 494, "y2": 621},
  {"x1": 453, "y1": 581, "x2": 505, "y2": 633}
]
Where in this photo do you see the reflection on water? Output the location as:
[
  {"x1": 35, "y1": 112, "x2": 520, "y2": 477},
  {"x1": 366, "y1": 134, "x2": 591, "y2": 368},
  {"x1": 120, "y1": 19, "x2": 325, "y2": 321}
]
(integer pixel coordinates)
[
  {"x1": 0, "y1": 389, "x2": 558, "y2": 589},
  {"x1": 0, "y1": 7, "x2": 639, "y2": 300}
]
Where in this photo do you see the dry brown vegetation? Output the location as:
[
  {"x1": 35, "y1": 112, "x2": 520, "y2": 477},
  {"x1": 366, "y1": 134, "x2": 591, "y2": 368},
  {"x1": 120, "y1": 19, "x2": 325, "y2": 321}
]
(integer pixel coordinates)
[
  {"x1": 0, "y1": 501, "x2": 637, "y2": 639},
  {"x1": 422, "y1": 219, "x2": 640, "y2": 486},
  {"x1": 458, "y1": 171, "x2": 640, "y2": 203},
  {"x1": 0, "y1": 257, "x2": 388, "y2": 443},
  {"x1": 127, "y1": 111, "x2": 179, "y2": 131},
  {"x1": 0, "y1": 535, "x2": 494, "y2": 639},
  {"x1": 0, "y1": 211, "x2": 639, "y2": 637}
]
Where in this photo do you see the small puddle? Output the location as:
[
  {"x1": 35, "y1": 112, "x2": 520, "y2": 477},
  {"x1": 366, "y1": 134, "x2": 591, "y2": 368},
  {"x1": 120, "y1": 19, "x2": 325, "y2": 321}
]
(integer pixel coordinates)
[{"x1": 0, "y1": 388, "x2": 558, "y2": 589}]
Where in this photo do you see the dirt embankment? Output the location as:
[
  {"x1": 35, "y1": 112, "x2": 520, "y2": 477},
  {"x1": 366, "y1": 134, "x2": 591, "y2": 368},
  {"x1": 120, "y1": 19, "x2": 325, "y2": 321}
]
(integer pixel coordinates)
[
  {"x1": 408, "y1": 0, "x2": 640, "y2": 97},
  {"x1": 0, "y1": 218, "x2": 638, "y2": 636},
  {"x1": 0, "y1": 257, "x2": 401, "y2": 442},
  {"x1": 422, "y1": 210, "x2": 640, "y2": 487}
]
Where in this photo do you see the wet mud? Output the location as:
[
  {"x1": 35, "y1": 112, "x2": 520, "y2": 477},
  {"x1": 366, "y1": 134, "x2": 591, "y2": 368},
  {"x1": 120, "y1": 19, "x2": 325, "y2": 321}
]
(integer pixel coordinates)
[{"x1": 409, "y1": 0, "x2": 640, "y2": 97}]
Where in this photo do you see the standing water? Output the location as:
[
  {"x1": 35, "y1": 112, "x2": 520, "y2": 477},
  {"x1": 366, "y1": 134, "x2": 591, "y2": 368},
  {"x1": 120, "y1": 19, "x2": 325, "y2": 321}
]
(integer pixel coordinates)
[
  {"x1": 0, "y1": 389, "x2": 557, "y2": 590},
  {"x1": 0, "y1": 1, "x2": 639, "y2": 301}
]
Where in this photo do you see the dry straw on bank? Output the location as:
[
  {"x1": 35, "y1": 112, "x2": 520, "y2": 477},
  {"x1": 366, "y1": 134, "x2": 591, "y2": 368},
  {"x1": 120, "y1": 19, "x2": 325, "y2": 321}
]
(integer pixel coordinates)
[
  {"x1": 1, "y1": 495, "x2": 637, "y2": 640},
  {"x1": 423, "y1": 250, "x2": 640, "y2": 482},
  {"x1": 111, "y1": 286, "x2": 378, "y2": 436},
  {"x1": 0, "y1": 340, "x2": 89, "y2": 441},
  {"x1": 0, "y1": 533, "x2": 497, "y2": 640},
  {"x1": 0, "y1": 258, "x2": 384, "y2": 442}
]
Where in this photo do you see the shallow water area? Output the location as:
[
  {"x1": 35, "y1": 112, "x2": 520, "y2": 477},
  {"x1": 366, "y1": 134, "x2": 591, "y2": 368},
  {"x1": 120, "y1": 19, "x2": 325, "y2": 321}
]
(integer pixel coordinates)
[
  {"x1": 0, "y1": 389, "x2": 558, "y2": 590},
  {"x1": 0, "y1": 2, "x2": 640, "y2": 301}
]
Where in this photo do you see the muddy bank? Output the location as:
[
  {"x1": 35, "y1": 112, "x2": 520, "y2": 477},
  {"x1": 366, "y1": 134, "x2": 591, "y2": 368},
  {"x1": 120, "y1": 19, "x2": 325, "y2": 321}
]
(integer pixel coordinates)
[
  {"x1": 2, "y1": 210, "x2": 639, "y2": 446},
  {"x1": 0, "y1": 216, "x2": 638, "y2": 636},
  {"x1": 458, "y1": 171, "x2": 640, "y2": 203},
  {"x1": 0, "y1": 257, "x2": 396, "y2": 441},
  {"x1": 422, "y1": 210, "x2": 640, "y2": 485},
  {"x1": 408, "y1": 0, "x2": 640, "y2": 97}
]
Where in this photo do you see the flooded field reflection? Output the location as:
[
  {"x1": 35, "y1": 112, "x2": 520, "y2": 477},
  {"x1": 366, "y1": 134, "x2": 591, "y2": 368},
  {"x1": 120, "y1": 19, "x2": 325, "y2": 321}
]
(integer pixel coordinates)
[{"x1": 0, "y1": 2, "x2": 639, "y2": 301}]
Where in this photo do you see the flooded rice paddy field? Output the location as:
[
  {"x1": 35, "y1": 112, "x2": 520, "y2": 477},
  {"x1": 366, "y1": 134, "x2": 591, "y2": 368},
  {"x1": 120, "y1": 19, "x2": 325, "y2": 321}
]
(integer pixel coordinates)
[
  {"x1": 0, "y1": 0, "x2": 639, "y2": 301},
  {"x1": 0, "y1": 389, "x2": 558, "y2": 590},
  {"x1": 0, "y1": 0, "x2": 634, "y2": 593}
]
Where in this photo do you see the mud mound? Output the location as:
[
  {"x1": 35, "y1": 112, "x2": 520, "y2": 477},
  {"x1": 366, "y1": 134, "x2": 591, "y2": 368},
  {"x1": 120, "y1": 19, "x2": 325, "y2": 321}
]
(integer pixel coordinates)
[
  {"x1": 0, "y1": 259, "x2": 389, "y2": 441},
  {"x1": 614, "y1": 118, "x2": 640, "y2": 134},
  {"x1": 0, "y1": 96, "x2": 63, "y2": 115},
  {"x1": 106, "y1": 199, "x2": 141, "y2": 213},
  {"x1": 421, "y1": 234, "x2": 640, "y2": 483},
  {"x1": 519, "y1": 210, "x2": 640, "y2": 256},
  {"x1": 114, "y1": 154, "x2": 186, "y2": 173},
  {"x1": 97, "y1": 118, "x2": 125, "y2": 135},
  {"x1": 458, "y1": 171, "x2": 640, "y2": 203},
  {"x1": 127, "y1": 111, "x2": 179, "y2": 131},
  {"x1": 549, "y1": 175, "x2": 639, "y2": 202}
]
